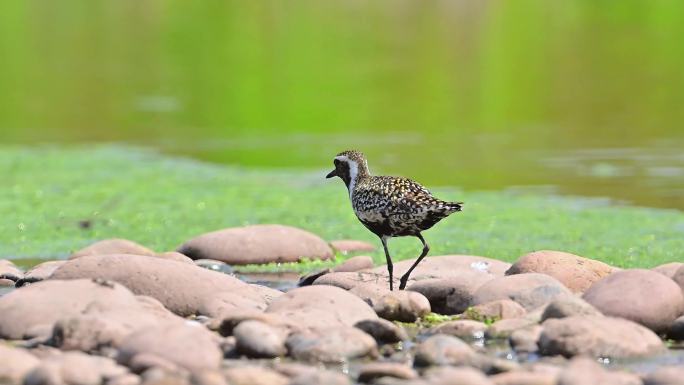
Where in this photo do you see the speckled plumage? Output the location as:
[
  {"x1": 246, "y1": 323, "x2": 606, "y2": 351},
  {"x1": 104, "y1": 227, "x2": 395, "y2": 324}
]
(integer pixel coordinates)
[{"x1": 326, "y1": 150, "x2": 463, "y2": 290}]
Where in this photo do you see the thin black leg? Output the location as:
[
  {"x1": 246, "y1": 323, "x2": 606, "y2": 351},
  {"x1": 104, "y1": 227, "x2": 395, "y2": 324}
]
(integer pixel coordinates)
[
  {"x1": 399, "y1": 233, "x2": 430, "y2": 290},
  {"x1": 381, "y1": 236, "x2": 394, "y2": 291}
]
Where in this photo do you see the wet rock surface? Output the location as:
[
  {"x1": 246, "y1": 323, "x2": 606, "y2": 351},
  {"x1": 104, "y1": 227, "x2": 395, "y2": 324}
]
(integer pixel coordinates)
[
  {"x1": 372, "y1": 290, "x2": 431, "y2": 322},
  {"x1": 177, "y1": 224, "x2": 334, "y2": 265},
  {"x1": 472, "y1": 273, "x2": 573, "y2": 311}
]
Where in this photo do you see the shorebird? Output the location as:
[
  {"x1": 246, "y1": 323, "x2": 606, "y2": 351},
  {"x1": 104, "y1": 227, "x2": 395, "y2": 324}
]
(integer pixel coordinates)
[{"x1": 326, "y1": 150, "x2": 462, "y2": 290}]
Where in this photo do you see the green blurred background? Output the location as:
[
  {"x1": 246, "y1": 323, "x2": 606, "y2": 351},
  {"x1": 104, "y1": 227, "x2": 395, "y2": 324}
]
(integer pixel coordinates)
[{"x1": 1, "y1": 1, "x2": 683, "y2": 209}]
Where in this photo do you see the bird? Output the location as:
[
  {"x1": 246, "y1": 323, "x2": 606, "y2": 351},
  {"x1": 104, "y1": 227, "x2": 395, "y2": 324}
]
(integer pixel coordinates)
[{"x1": 326, "y1": 150, "x2": 462, "y2": 290}]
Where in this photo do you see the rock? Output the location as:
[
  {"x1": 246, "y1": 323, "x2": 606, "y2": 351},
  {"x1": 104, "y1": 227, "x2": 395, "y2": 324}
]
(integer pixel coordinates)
[
  {"x1": 358, "y1": 362, "x2": 418, "y2": 382},
  {"x1": 539, "y1": 315, "x2": 664, "y2": 358},
  {"x1": 0, "y1": 278, "x2": 14, "y2": 287},
  {"x1": 314, "y1": 272, "x2": 391, "y2": 290},
  {"x1": 582, "y1": 269, "x2": 684, "y2": 332},
  {"x1": 667, "y1": 315, "x2": 684, "y2": 340},
  {"x1": 509, "y1": 325, "x2": 543, "y2": 353},
  {"x1": 643, "y1": 366, "x2": 684, "y2": 385},
  {"x1": 333, "y1": 255, "x2": 374, "y2": 272},
  {"x1": 506, "y1": 250, "x2": 614, "y2": 294},
  {"x1": 467, "y1": 300, "x2": 527, "y2": 321},
  {"x1": 70, "y1": 239, "x2": 155, "y2": 259},
  {"x1": 558, "y1": 357, "x2": 641, "y2": 385},
  {"x1": 177, "y1": 224, "x2": 333, "y2": 265},
  {"x1": 223, "y1": 366, "x2": 289, "y2": 385},
  {"x1": 24, "y1": 351, "x2": 130, "y2": 385},
  {"x1": 0, "y1": 279, "x2": 173, "y2": 340},
  {"x1": 0, "y1": 260, "x2": 22, "y2": 281},
  {"x1": 286, "y1": 326, "x2": 377, "y2": 362},
  {"x1": 486, "y1": 318, "x2": 538, "y2": 339},
  {"x1": 117, "y1": 323, "x2": 222, "y2": 373},
  {"x1": 233, "y1": 320, "x2": 287, "y2": 358},
  {"x1": 540, "y1": 296, "x2": 602, "y2": 321},
  {"x1": 368, "y1": 255, "x2": 511, "y2": 281},
  {"x1": 190, "y1": 371, "x2": 227, "y2": 385},
  {"x1": 489, "y1": 371, "x2": 557, "y2": 385},
  {"x1": 0, "y1": 345, "x2": 40, "y2": 384},
  {"x1": 289, "y1": 370, "x2": 351, "y2": 385},
  {"x1": 373, "y1": 290, "x2": 431, "y2": 322},
  {"x1": 194, "y1": 259, "x2": 232, "y2": 273},
  {"x1": 348, "y1": 283, "x2": 393, "y2": 306},
  {"x1": 211, "y1": 310, "x2": 285, "y2": 336},
  {"x1": 50, "y1": 254, "x2": 277, "y2": 317},
  {"x1": 155, "y1": 252, "x2": 194, "y2": 264},
  {"x1": 414, "y1": 334, "x2": 477, "y2": 367},
  {"x1": 407, "y1": 274, "x2": 494, "y2": 315},
  {"x1": 652, "y1": 262, "x2": 683, "y2": 280},
  {"x1": 197, "y1": 291, "x2": 272, "y2": 319},
  {"x1": 330, "y1": 240, "x2": 376, "y2": 254},
  {"x1": 16, "y1": 261, "x2": 66, "y2": 287},
  {"x1": 265, "y1": 285, "x2": 377, "y2": 329},
  {"x1": 429, "y1": 320, "x2": 487, "y2": 340},
  {"x1": 423, "y1": 366, "x2": 494, "y2": 385},
  {"x1": 472, "y1": 273, "x2": 573, "y2": 311},
  {"x1": 673, "y1": 265, "x2": 684, "y2": 293},
  {"x1": 355, "y1": 318, "x2": 408, "y2": 344}
]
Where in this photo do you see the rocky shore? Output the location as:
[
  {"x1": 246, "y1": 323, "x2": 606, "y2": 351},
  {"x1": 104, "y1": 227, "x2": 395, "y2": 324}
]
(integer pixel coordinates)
[{"x1": 1, "y1": 224, "x2": 684, "y2": 385}]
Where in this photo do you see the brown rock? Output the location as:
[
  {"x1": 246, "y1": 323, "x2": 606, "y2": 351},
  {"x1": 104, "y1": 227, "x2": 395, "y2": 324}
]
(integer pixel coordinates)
[
  {"x1": 373, "y1": 290, "x2": 431, "y2": 322},
  {"x1": 70, "y1": 239, "x2": 155, "y2": 259},
  {"x1": 24, "y1": 351, "x2": 130, "y2": 385},
  {"x1": 558, "y1": 357, "x2": 641, "y2": 385},
  {"x1": 430, "y1": 320, "x2": 487, "y2": 340},
  {"x1": 490, "y1": 371, "x2": 557, "y2": 385},
  {"x1": 355, "y1": 318, "x2": 408, "y2": 344},
  {"x1": 233, "y1": 320, "x2": 287, "y2": 358},
  {"x1": 582, "y1": 269, "x2": 684, "y2": 332},
  {"x1": 0, "y1": 259, "x2": 23, "y2": 281},
  {"x1": 223, "y1": 366, "x2": 289, "y2": 385},
  {"x1": 358, "y1": 362, "x2": 418, "y2": 382},
  {"x1": 0, "y1": 345, "x2": 40, "y2": 384},
  {"x1": 0, "y1": 278, "x2": 14, "y2": 287},
  {"x1": 314, "y1": 272, "x2": 391, "y2": 290},
  {"x1": 333, "y1": 255, "x2": 374, "y2": 272},
  {"x1": 330, "y1": 239, "x2": 376, "y2": 254},
  {"x1": 468, "y1": 300, "x2": 527, "y2": 321},
  {"x1": 367, "y1": 255, "x2": 511, "y2": 281},
  {"x1": 118, "y1": 323, "x2": 222, "y2": 373},
  {"x1": 643, "y1": 366, "x2": 684, "y2": 385},
  {"x1": 674, "y1": 265, "x2": 684, "y2": 293},
  {"x1": 414, "y1": 334, "x2": 477, "y2": 367},
  {"x1": 540, "y1": 296, "x2": 602, "y2": 321},
  {"x1": 407, "y1": 273, "x2": 494, "y2": 314},
  {"x1": 506, "y1": 250, "x2": 614, "y2": 294},
  {"x1": 652, "y1": 262, "x2": 683, "y2": 280},
  {"x1": 266, "y1": 285, "x2": 377, "y2": 329},
  {"x1": 486, "y1": 318, "x2": 538, "y2": 339},
  {"x1": 286, "y1": 326, "x2": 377, "y2": 362},
  {"x1": 16, "y1": 261, "x2": 66, "y2": 287},
  {"x1": 155, "y1": 252, "x2": 194, "y2": 264},
  {"x1": 423, "y1": 366, "x2": 494, "y2": 385},
  {"x1": 50, "y1": 254, "x2": 277, "y2": 317},
  {"x1": 348, "y1": 283, "x2": 393, "y2": 306},
  {"x1": 0, "y1": 279, "x2": 166, "y2": 340},
  {"x1": 197, "y1": 291, "x2": 271, "y2": 319},
  {"x1": 473, "y1": 273, "x2": 573, "y2": 311},
  {"x1": 539, "y1": 315, "x2": 664, "y2": 358},
  {"x1": 509, "y1": 325, "x2": 543, "y2": 353},
  {"x1": 177, "y1": 224, "x2": 333, "y2": 265},
  {"x1": 289, "y1": 369, "x2": 351, "y2": 385}
]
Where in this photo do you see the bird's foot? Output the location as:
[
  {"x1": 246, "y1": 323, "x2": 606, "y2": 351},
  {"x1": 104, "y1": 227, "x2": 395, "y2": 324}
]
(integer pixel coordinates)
[{"x1": 398, "y1": 277, "x2": 409, "y2": 290}]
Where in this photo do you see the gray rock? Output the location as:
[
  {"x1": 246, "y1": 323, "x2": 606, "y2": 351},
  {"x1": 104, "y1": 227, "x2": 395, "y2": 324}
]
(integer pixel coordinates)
[
  {"x1": 286, "y1": 326, "x2": 377, "y2": 363},
  {"x1": 540, "y1": 296, "x2": 602, "y2": 321},
  {"x1": 314, "y1": 272, "x2": 392, "y2": 290},
  {"x1": 117, "y1": 323, "x2": 222, "y2": 373},
  {"x1": 583, "y1": 269, "x2": 684, "y2": 333},
  {"x1": 558, "y1": 357, "x2": 641, "y2": 385},
  {"x1": 486, "y1": 318, "x2": 538, "y2": 339},
  {"x1": 429, "y1": 320, "x2": 487, "y2": 340},
  {"x1": 373, "y1": 290, "x2": 431, "y2": 322},
  {"x1": 467, "y1": 300, "x2": 527, "y2": 321},
  {"x1": 289, "y1": 370, "x2": 351, "y2": 385},
  {"x1": 643, "y1": 366, "x2": 684, "y2": 385},
  {"x1": 70, "y1": 239, "x2": 155, "y2": 259},
  {"x1": 509, "y1": 325, "x2": 543, "y2": 354},
  {"x1": 223, "y1": 366, "x2": 289, "y2": 385},
  {"x1": 50, "y1": 254, "x2": 278, "y2": 317},
  {"x1": 0, "y1": 345, "x2": 40, "y2": 384},
  {"x1": 539, "y1": 316, "x2": 664, "y2": 358},
  {"x1": 354, "y1": 318, "x2": 408, "y2": 344},
  {"x1": 473, "y1": 273, "x2": 573, "y2": 311},
  {"x1": 24, "y1": 351, "x2": 130, "y2": 385},
  {"x1": 233, "y1": 320, "x2": 287, "y2": 358},
  {"x1": 177, "y1": 224, "x2": 333, "y2": 265},
  {"x1": 358, "y1": 362, "x2": 418, "y2": 383},
  {"x1": 407, "y1": 274, "x2": 493, "y2": 314},
  {"x1": 413, "y1": 334, "x2": 477, "y2": 367}
]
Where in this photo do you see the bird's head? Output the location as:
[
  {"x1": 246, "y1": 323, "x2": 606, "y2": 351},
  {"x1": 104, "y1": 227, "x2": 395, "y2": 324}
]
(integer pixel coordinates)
[{"x1": 326, "y1": 150, "x2": 369, "y2": 189}]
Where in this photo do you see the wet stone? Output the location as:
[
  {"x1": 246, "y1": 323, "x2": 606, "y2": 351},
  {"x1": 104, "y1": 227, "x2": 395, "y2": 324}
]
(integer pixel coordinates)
[
  {"x1": 223, "y1": 366, "x2": 289, "y2": 385},
  {"x1": 413, "y1": 334, "x2": 477, "y2": 368},
  {"x1": 467, "y1": 299, "x2": 527, "y2": 321},
  {"x1": 429, "y1": 320, "x2": 487, "y2": 340},
  {"x1": 355, "y1": 318, "x2": 409, "y2": 344},
  {"x1": 357, "y1": 362, "x2": 418, "y2": 383},
  {"x1": 233, "y1": 320, "x2": 287, "y2": 358},
  {"x1": 373, "y1": 290, "x2": 431, "y2": 322}
]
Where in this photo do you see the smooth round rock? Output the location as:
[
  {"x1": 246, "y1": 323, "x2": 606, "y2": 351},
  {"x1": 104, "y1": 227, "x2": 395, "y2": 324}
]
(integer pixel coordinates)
[
  {"x1": 332, "y1": 255, "x2": 374, "y2": 272},
  {"x1": 16, "y1": 261, "x2": 66, "y2": 287},
  {"x1": 330, "y1": 240, "x2": 376, "y2": 254},
  {"x1": 473, "y1": 273, "x2": 573, "y2": 311},
  {"x1": 407, "y1": 274, "x2": 493, "y2": 315},
  {"x1": 540, "y1": 296, "x2": 602, "y2": 321},
  {"x1": 539, "y1": 315, "x2": 664, "y2": 358},
  {"x1": 558, "y1": 357, "x2": 642, "y2": 385},
  {"x1": 354, "y1": 318, "x2": 409, "y2": 344},
  {"x1": 643, "y1": 366, "x2": 684, "y2": 385},
  {"x1": 667, "y1": 315, "x2": 684, "y2": 340},
  {"x1": 70, "y1": 239, "x2": 155, "y2": 259},
  {"x1": 652, "y1": 262, "x2": 683, "y2": 280},
  {"x1": 467, "y1": 300, "x2": 527, "y2": 321},
  {"x1": 289, "y1": 370, "x2": 351, "y2": 385},
  {"x1": 582, "y1": 269, "x2": 684, "y2": 332},
  {"x1": 423, "y1": 366, "x2": 494, "y2": 385},
  {"x1": 509, "y1": 325, "x2": 543, "y2": 353},
  {"x1": 223, "y1": 366, "x2": 289, "y2": 385},
  {"x1": 233, "y1": 320, "x2": 287, "y2": 358},
  {"x1": 414, "y1": 334, "x2": 477, "y2": 367},
  {"x1": 358, "y1": 362, "x2": 418, "y2": 382},
  {"x1": 25, "y1": 351, "x2": 130, "y2": 385},
  {"x1": 673, "y1": 265, "x2": 684, "y2": 293},
  {"x1": 177, "y1": 224, "x2": 333, "y2": 265},
  {"x1": 0, "y1": 345, "x2": 40, "y2": 384},
  {"x1": 368, "y1": 255, "x2": 511, "y2": 280},
  {"x1": 373, "y1": 290, "x2": 431, "y2": 322},
  {"x1": 286, "y1": 326, "x2": 377, "y2": 363},
  {"x1": 0, "y1": 260, "x2": 23, "y2": 281},
  {"x1": 490, "y1": 371, "x2": 557, "y2": 385},
  {"x1": 506, "y1": 250, "x2": 614, "y2": 294},
  {"x1": 429, "y1": 320, "x2": 487, "y2": 340}
]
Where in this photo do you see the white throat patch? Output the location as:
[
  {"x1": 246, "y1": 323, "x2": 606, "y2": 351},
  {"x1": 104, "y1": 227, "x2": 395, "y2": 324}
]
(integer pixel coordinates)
[{"x1": 335, "y1": 155, "x2": 359, "y2": 199}]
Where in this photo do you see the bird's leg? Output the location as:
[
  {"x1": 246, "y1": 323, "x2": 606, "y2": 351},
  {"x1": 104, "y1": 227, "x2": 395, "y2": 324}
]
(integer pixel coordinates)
[
  {"x1": 399, "y1": 233, "x2": 430, "y2": 290},
  {"x1": 381, "y1": 236, "x2": 394, "y2": 291}
]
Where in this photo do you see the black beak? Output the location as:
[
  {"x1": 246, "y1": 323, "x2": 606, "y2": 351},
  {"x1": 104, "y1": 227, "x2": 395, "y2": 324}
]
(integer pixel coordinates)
[{"x1": 326, "y1": 169, "x2": 338, "y2": 179}]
